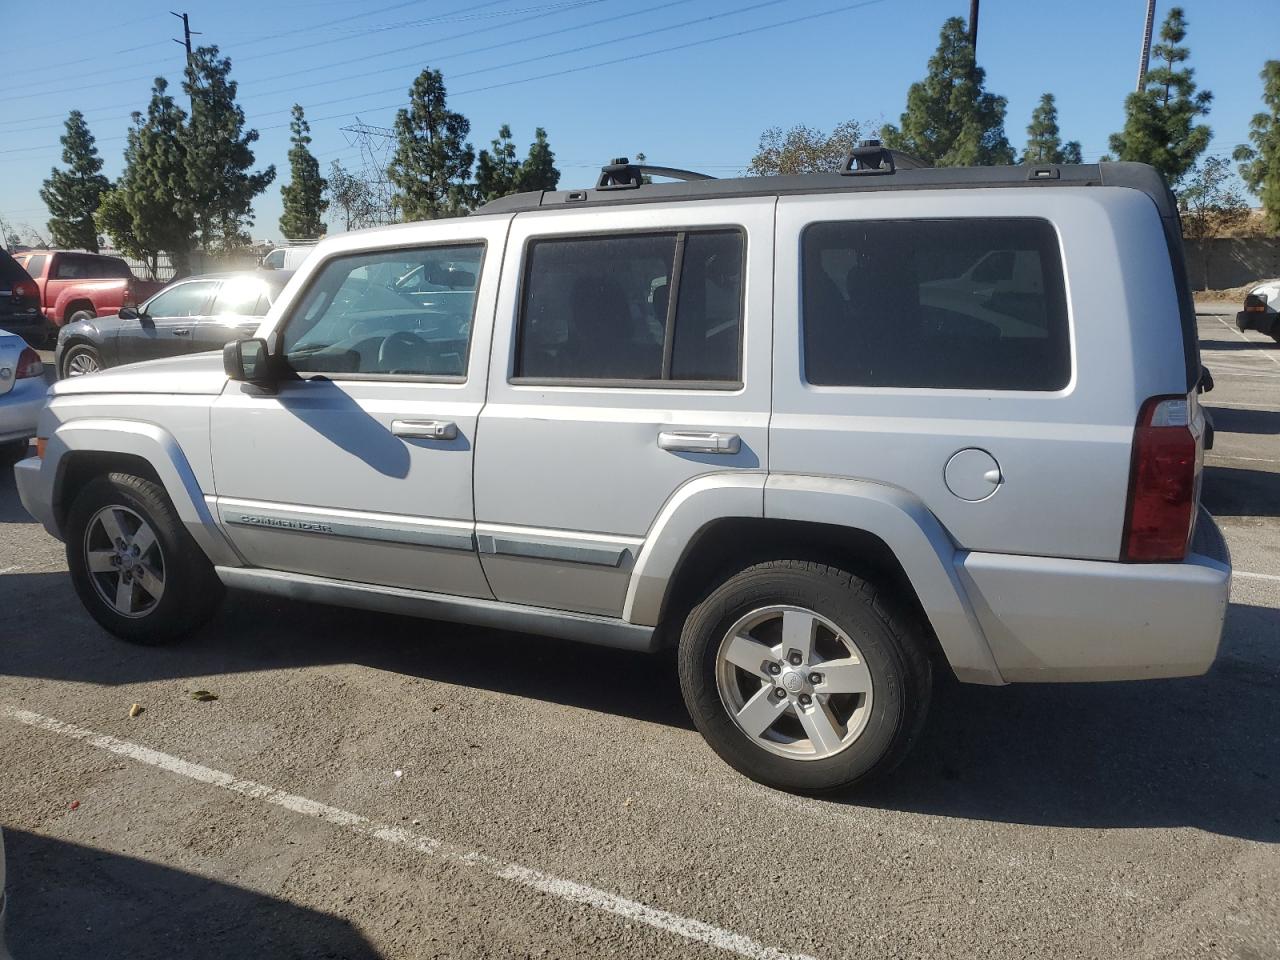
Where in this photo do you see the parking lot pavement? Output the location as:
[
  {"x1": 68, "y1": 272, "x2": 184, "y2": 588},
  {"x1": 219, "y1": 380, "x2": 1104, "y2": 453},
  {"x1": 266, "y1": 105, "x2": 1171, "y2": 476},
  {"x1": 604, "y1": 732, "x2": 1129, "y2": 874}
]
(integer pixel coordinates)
[{"x1": 1, "y1": 320, "x2": 1277, "y2": 960}]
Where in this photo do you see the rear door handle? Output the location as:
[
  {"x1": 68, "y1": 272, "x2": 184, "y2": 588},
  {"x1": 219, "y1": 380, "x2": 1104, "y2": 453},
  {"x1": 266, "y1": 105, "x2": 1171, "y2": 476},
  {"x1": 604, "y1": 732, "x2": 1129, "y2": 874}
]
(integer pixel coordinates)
[
  {"x1": 392, "y1": 419, "x2": 458, "y2": 441},
  {"x1": 172, "y1": 328, "x2": 191, "y2": 336},
  {"x1": 657, "y1": 430, "x2": 740, "y2": 455}
]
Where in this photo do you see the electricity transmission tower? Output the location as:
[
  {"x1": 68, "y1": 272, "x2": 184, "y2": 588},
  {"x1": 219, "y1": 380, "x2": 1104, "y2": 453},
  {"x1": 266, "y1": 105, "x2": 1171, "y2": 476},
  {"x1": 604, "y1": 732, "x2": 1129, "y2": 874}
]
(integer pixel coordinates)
[{"x1": 339, "y1": 120, "x2": 399, "y2": 226}]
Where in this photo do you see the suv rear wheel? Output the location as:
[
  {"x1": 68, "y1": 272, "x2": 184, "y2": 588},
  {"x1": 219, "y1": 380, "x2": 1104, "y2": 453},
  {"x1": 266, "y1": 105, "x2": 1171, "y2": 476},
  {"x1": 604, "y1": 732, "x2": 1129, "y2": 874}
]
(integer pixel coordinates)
[
  {"x1": 66, "y1": 472, "x2": 224, "y2": 644},
  {"x1": 677, "y1": 560, "x2": 932, "y2": 793}
]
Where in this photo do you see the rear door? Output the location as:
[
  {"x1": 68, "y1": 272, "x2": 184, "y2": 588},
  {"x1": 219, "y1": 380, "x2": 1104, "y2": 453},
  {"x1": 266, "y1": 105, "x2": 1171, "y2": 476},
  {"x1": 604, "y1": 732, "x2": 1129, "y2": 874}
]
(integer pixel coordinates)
[
  {"x1": 473, "y1": 198, "x2": 773, "y2": 616},
  {"x1": 117, "y1": 279, "x2": 218, "y2": 364},
  {"x1": 196, "y1": 276, "x2": 273, "y2": 352}
]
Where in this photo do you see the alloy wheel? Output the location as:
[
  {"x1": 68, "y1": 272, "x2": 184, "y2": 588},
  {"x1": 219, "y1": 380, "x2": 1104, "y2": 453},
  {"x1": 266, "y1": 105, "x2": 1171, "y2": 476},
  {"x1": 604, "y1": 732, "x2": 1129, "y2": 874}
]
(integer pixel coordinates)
[{"x1": 83, "y1": 505, "x2": 166, "y2": 618}]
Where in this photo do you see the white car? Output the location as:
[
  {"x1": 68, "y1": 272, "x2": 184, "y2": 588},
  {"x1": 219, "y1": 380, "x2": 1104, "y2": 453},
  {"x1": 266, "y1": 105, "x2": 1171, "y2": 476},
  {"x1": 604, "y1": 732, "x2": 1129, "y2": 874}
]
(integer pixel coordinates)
[
  {"x1": 14, "y1": 153, "x2": 1231, "y2": 792},
  {"x1": 1237, "y1": 278, "x2": 1280, "y2": 342},
  {"x1": 0, "y1": 327, "x2": 45, "y2": 459}
]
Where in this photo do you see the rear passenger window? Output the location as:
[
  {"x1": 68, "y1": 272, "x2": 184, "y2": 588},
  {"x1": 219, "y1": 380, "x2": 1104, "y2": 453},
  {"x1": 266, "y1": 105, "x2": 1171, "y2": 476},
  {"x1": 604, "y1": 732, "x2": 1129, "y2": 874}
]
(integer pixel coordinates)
[
  {"x1": 802, "y1": 219, "x2": 1070, "y2": 391},
  {"x1": 516, "y1": 229, "x2": 744, "y2": 384}
]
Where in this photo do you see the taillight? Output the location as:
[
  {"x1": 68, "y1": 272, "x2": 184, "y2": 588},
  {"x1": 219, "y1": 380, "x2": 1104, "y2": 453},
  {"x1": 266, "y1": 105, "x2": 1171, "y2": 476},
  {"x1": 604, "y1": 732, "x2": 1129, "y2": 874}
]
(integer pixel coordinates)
[
  {"x1": 1244, "y1": 293, "x2": 1267, "y2": 313},
  {"x1": 15, "y1": 347, "x2": 44, "y2": 380},
  {"x1": 12, "y1": 279, "x2": 37, "y2": 299},
  {"x1": 1122, "y1": 396, "x2": 1197, "y2": 562}
]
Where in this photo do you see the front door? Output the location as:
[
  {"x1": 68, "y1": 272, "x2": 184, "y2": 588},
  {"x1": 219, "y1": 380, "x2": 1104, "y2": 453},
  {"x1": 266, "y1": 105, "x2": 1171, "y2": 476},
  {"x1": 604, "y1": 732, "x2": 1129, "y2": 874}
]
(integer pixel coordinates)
[
  {"x1": 473, "y1": 198, "x2": 775, "y2": 617},
  {"x1": 209, "y1": 220, "x2": 505, "y2": 597},
  {"x1": 121, "y1": 279, "x2": 218, "y2": 364}
]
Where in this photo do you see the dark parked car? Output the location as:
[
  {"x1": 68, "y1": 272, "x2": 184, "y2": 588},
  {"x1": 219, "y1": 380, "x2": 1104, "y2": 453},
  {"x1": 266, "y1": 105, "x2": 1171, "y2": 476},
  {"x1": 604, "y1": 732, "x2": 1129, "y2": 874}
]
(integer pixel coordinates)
[
  {"x1": 56, "y1": 270, "x2": 293, "y2": 378},
  {"x1": 0, "y1": 249, "x2": 52, "y2": 346}
]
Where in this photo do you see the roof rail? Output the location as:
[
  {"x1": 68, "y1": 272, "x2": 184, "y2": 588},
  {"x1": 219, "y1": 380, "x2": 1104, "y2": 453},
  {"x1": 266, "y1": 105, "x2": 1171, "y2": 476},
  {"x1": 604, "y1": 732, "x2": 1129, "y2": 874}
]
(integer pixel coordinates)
[
  {"x1": 596, "y1": 157, "x2": 716, "y2": 191},
  {"x1": 839, "y1": 140, "x2": 930, "y2": 176}
]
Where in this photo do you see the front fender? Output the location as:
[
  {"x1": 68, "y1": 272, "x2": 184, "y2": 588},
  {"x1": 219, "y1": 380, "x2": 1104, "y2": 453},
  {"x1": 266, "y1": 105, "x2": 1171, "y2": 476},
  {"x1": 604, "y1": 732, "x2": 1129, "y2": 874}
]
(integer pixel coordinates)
[{"x1": 41, "y1": 418, "x2": 241, "y2": 567}]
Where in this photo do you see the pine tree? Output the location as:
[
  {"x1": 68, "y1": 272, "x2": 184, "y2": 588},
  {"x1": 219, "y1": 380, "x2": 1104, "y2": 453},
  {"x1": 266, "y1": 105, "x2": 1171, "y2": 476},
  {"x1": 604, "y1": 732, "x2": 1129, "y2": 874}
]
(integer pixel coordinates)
[
  {"x1": 1022, "y1": 94, "x2": 1082, "y2": 165},
  {"x1": 279, "y1": 105, "x2": 328, "y2": 240},
  {"x1": 40, "y1": 111, "x2": 111, "y2": 251},
  {"x1": 110, "y1": 78, "x2": 197, "y2": 277},
  {"x1": 880, "y1": 16, "x2": 1014, "y2": 166},
  {"x1": 94, "y1": 188, "x2": 147, "y2": 270},
  {"x1": 183, "y1": 45, "x2": 275, "y2": 251},
  {"x1": 474, "y1": 124, "x2": 520, "y2": 204},
  {"x1": 1234, "y1": 60, "x2": 1280, "y2": 234},
  {"x1": 388, "y1": 69, "x2": 474, "y2": 220},
  {"x1": 515, "y1": 127, "x2": 560, "y2": 192},
  {"x1": 1109, "y1": 7, "x2": 1211, "y2": 186}
]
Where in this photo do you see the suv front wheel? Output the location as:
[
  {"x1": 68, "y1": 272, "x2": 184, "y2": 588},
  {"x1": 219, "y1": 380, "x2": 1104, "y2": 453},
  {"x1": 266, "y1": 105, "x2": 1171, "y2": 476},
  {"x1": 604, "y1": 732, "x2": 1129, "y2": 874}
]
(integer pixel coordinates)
[
  {"x1": 678, "y1": 560, "x2": 932, "y2": 793},
  {"x1": 66, "y1": 472, "x2": 225, "y2": 644}
]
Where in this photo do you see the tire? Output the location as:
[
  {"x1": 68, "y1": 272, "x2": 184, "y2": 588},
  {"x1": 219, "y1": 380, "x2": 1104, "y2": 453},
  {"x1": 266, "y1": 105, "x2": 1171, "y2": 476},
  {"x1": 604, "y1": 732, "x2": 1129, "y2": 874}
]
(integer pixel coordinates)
[
  {"x1": 65, "y1": 472, "x2": 224, "y2": 645},
  {"x1": 677, "y1": 560, "x2": 932, "y2": 793},
  {"x1": 61, "y1": 342, "x2": 103, "y2": 379},
  {"x1": 67, "y1": 308, "x2": 96, "y2": 324}
]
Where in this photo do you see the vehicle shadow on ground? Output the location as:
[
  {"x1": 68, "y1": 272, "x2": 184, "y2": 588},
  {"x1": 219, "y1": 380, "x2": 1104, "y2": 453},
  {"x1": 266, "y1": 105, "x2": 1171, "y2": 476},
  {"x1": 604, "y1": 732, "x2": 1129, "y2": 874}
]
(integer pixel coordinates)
[
  {"x1": 1202, "y1": 465, "x2": 1280, "y2": 517},
  {"x1": 1205, "y1": 405, "x2": 1280, "y2": 435},
  {"x1": 1, "y1": 827, "x2": 382, "y2": 959},
  {"x1": 1200, "y1": 339, "x2": 1276, "y2": 352},
  {"x1": 2, "y1": 571, "x2": 1277, "y2": 843}
]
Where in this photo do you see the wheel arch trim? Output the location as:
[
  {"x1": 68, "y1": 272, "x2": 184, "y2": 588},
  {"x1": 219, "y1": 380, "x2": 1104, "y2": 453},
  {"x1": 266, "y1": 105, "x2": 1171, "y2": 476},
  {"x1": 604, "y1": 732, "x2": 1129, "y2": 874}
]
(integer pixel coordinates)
[
  {"x1": 46, "y1": 419, "x2": 241, "y2": 567},
  {"x1": 625, "y1": 472, "x2": 1004, "y2": 685}
]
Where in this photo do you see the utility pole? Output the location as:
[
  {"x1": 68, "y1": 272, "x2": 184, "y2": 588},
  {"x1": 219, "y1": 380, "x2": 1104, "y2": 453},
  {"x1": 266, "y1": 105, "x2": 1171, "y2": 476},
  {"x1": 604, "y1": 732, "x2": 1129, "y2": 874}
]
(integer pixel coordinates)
[
  {"x1": 968, "y1": 0, "x2": 980, "y2": 52},
  {"x1": 171, "y1": 11, "x2": 201, "y2": 68},
  {"x1": 1136, "y1": 0, "x2": 1156, "y2": 91}
]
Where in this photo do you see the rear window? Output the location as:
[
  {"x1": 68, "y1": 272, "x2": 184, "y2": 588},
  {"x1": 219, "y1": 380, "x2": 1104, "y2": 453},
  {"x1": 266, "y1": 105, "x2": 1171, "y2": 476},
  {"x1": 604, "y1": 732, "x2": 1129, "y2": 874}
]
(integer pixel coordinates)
[
  {"x1": 0, "y1": 251, "x2": 30, "y2": 282},
  {"x1": 53, "y1": 254, "x2": 132, "y2": 280},
  {"x1": 802, "y1": 218, "x2": 1071, "y2": 391}
]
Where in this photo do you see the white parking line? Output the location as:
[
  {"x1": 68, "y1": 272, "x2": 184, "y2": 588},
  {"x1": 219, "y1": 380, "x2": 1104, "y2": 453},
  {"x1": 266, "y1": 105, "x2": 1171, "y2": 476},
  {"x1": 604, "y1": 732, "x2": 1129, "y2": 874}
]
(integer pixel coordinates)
[
  {"x1": 1207, "y1": 455, "x2": 1280, "y2": 464},
  {"x1": 1235, "y1": 571, "x2": 1280, "y2": 583},
  {"x1": 1215, "y1": 317, "x2": 1280, "y2": 365},
  {"x1": 0, "y1": 566, "x2": 21, "y2": 575},
  {"x1": 3, "y1": 706, "x2": 817, "y2": 960}
]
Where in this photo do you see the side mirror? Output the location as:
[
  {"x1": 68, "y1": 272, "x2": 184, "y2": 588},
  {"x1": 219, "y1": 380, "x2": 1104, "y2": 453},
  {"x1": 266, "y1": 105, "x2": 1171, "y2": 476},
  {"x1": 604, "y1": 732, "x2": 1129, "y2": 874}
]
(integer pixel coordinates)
[
  {"x1": 118, "y1": 305, "x2": 140, "y2": 320},
  {"x1": 224, "y1": 337, "x2": 273, "y2": 385}
]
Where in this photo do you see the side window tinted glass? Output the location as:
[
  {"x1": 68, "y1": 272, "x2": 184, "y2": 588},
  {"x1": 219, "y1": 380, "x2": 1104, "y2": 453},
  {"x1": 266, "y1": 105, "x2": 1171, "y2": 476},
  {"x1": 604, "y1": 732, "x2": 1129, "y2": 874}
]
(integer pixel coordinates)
[
  {"x1": 53, "y1": 255, "x2": 90, "y2": 279},
  {"x1": 517, "y1": 234, "x2": 674, "y2": 381},
  {"x1": 802, "y1": 218, "x2": 1070, "y2": 391},
  {"x1": 282, "y1": 244, "x2": 483, "y2": 377},
  {"x1": 516, "y1": 229, "x2": 745, "y2": 384},
  {"x1": 212, "y1": 278, "x2": 268, "y2": 316},
  {"x1": 145, "y1": 281, "x2": 216, "y2": 318},
  {"x1": 671, "y1": 231, "x2": 743, "y2": 381}
]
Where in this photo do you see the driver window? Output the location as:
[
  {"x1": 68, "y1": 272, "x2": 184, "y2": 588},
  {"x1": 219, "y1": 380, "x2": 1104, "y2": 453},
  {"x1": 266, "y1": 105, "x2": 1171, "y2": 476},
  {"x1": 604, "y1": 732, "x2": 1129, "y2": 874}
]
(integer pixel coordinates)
[{"x1": 282, "y1": 243, "x2": 484, "y2": 377}]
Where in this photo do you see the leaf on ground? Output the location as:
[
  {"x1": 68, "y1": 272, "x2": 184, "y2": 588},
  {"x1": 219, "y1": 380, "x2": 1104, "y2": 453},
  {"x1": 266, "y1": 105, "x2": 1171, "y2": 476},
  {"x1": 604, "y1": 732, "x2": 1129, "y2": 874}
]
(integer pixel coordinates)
[
  {"x1": 190, "y1": 690, "x2": 218, "y2": 702},
  {"x1": 128, "y1": 703, "x2": 144, "y2": 718}
]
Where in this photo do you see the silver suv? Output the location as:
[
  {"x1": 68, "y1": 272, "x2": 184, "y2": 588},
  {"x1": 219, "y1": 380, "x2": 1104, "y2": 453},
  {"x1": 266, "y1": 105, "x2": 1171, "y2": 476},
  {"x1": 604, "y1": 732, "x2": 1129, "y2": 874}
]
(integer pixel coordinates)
[{"x1": 15, "y1": 154, "x2": 1231, "y2": 792}]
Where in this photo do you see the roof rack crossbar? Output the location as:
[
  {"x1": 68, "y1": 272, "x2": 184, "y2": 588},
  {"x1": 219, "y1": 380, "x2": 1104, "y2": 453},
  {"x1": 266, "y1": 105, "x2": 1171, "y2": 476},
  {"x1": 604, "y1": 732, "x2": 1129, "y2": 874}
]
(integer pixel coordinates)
[
  {"x1": 839, "y1": 140, "x2": 929, "y2": 177},
  {"x1": 596, "y1": 157, "x2": 716, "y2": 191}
]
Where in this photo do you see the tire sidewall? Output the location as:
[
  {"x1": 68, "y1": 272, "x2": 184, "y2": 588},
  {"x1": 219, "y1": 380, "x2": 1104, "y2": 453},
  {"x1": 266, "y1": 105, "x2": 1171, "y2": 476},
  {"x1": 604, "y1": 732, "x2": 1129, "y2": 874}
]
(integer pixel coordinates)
[
  {"x1": 679, "y1": 564, "x2": 921, "y2": 793},
  {"x1": 68, "y1": 310, "x2": 95, "y2": 324},
  {"x1": 66, "y1": 474, "x2": 212, "y2": 643}
]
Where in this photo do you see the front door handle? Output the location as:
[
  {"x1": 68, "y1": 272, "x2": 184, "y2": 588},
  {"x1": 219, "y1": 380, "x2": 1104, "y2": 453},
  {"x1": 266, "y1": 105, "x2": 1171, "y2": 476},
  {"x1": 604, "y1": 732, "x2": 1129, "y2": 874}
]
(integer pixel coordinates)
[
  {"x1": 172, "y1": 328, "x2": 191, "y2": 336},
  {"x1": 392, "y1": 419, "x2": 458, "y2": 441},
  {"x1": 657, "y1": 430, "x2": 740, "y2": 455}
]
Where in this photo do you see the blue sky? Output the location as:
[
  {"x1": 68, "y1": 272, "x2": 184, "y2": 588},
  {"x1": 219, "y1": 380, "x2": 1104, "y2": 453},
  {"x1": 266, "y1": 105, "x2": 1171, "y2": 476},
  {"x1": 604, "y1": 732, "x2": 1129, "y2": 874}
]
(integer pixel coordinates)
[{"x1": 0, "y1": 0, "x2": 1271, "y2": 244}]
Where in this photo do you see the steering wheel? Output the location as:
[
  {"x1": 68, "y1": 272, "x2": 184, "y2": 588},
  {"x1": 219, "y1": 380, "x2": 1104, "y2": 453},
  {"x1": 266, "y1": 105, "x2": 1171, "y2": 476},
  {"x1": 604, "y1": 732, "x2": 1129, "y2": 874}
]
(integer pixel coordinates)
[{"x1": 378, "y1": 330, "x2": 428, "y2": 373}]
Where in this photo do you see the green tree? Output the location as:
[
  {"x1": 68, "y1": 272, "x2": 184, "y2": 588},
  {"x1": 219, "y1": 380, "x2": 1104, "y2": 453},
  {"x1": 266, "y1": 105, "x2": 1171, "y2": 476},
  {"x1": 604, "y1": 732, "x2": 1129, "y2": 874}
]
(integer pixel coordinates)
[
  {"x1": 1022, "y1": 94, "x2": 1082, "y2": 165},
  {"x1": 183, "y1": 45, "x2": 275, "y2": 251},
  {"x1": 94, "y1": 188, "x2": 151, "y2": 270},
  {"x1": 1108, "y1": 7, "x2": 1211, "y2": 186},
  {"x1": 1179, "y1": 156, "x2": 1250, "y2": 287},
  {"x1": 880, "y1": 17, "x2": 1014, "y2": 166},
  {"x1": 474, "y1": 124, "x2": 520, "y2": 204},
  {"x1": 388, "y1": 68, "x2": 474, "y2": 220},
  {"x1": 328, "y1": 160, "x2": 377, "y2": 230},
  {"x1": 39, "y1": 110, "x2": 111, "y2": 251},
  {"x1": 111, "y1": 78, "x2": 197, "y2": 276},
  {"x1": 1234, "y1": 60, "x2": 1280, "y2": 233},
  {"x1": 515, "y1": 127, "x2": 560, "y2": 192},
  {"x1": 279, "y1": 105, "x2": 328, "y2": 240},
  {"x1": 748, "y1": 120, "x2": 863, "y2": 175}
]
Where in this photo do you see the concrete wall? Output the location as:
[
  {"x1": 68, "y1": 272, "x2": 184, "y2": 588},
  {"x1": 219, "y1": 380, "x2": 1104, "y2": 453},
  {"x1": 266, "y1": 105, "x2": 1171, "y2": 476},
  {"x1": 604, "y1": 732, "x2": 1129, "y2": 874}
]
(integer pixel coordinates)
[{"x1": 1183, "y1": 238, "x2": 1280, "y2": 291}]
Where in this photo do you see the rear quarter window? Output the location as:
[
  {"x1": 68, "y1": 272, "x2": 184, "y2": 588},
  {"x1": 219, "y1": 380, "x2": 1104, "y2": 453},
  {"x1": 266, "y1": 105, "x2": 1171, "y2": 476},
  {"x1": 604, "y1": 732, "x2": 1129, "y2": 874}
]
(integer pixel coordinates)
[{"x1": 802, "y1": 218, "x2": 1071, "y2": 391}]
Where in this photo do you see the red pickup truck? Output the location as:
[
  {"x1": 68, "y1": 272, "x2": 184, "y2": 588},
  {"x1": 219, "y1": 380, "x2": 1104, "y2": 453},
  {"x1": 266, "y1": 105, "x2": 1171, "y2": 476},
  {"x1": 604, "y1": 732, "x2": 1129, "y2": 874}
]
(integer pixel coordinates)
[{"x1": 12, "y1": 251, "x2": 167, "y2": 336}]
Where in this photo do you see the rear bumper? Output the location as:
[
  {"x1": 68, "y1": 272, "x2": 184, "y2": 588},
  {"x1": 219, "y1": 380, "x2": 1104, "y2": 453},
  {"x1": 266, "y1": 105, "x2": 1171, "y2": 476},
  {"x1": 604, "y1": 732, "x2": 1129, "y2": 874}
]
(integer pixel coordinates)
[
  {"x1": 0, "y1": 377, "x2": 46, "y2": 444},
  {"x1": 1237, "y1": 310, "x2": 1277, "y2": 337},
  {"x1": 957, "y1": 510, "x2": 1230, "y2": 682}
]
